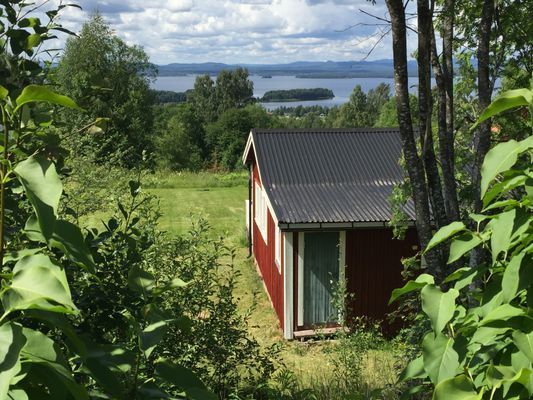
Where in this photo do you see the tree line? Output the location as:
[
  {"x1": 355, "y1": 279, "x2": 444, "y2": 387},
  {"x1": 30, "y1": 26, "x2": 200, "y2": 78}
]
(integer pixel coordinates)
[{"x1": 52, "y1": 14, "x2": 420, "y2": 173}]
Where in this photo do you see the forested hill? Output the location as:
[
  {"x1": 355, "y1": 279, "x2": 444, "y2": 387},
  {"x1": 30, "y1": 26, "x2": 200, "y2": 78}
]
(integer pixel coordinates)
[{"x1": 157, "y1": 59, "x2": 419, "y2": 78}]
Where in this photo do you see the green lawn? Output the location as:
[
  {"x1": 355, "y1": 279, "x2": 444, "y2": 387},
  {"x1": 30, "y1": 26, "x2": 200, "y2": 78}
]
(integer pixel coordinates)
[
  {"x1": 147, "y1": 173, "x2": 401, "y2": 394},
  {"x1": 150, "y1": 186, "x2": 248, "y2": 239}
]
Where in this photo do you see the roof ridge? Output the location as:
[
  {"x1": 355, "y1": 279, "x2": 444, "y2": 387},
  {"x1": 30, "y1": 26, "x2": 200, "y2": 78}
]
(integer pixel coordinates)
[{"x1": 252, "y1": 127, "x2": 400, "y2": 134}]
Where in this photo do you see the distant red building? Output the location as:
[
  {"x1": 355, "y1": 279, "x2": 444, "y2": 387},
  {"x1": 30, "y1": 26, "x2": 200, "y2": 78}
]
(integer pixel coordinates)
[{"x1": 243, "y1": 128, "x2": 419, "y2": 339}]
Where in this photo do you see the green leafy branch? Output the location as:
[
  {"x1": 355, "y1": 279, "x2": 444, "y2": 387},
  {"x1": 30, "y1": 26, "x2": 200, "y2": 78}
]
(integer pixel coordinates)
[{"x1": 391, "y1": 85, "x2": 533, "y2": 399}]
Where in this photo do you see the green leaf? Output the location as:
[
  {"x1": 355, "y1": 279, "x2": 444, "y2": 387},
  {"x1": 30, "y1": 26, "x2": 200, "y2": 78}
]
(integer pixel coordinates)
[
  {"x1": 483, "y1": 199, "x2": 521, "y2": 212},
  {"x1": 518, "y1": 135, "x2": 533, "y2": 152},
  {"x1": 480, "y1": 304, "x2": 525, "y2": 326},
  {"x1": 426, "y1": 222, "x2": 466, "y2": 252},
  {"x1": 128, "y1": 265, "x2": 155, "y2": 295},
  {"x1": 165, "y1": 277, "x2": 188, "y2": 289},
  {"x1": 448, "y1": 233, "x2": 482, "y2": 264},
  {"x1": 21, "y1": 217, "x2": 96, "y2": 273},
  {"x1": 389, "y1": 274, "x2": 434, "y2": 304},
  {"x1": 18, "y1": 17, "x2": 41, "y2": 28},
  {"x1": 432, "y1": 375, "x2": 482, "y2": 400},
  {"x1": 15, "y1": 85, "x2": 83, "y2": 113},
  {"x1": 153, "y1": 276, "x2": 189, "y2": 296},
  {"x1": 421, "y1": 285, "x2": 459, "y2": 334},
  {"x1": 471, "y1": 326, "x2": 511, "y2": 345},
  {"x1": 0, "y1": 323, "x2": 26, "y2": 399},
  {"x1": 155, "y1": 359, "x2": 217, "y2": 400},
  {"x1": 502, "y1": 368, "x2": 533, "y2": 397},
  {"x1": 7, "y1": 389, "x2": 28, "y2": 400},
  {"x1": 444, "y1": 267, "x2": 480, "y2": 292},
  {"x1": 483, "y1": 174, "x2": 527, "y2": 207},
  {"x1": 14, "y1": 156, "x2": 62, "y2": 240},
  {"x1": 3, "y1": 248, "x2": 42, "y2": 264},
  {"x1": 485, "y1": 365, "x2": 516, "y2": 390},
  {"x1": 480, "y1": 140, "x2": 522, "y2": 199},
  {"x1": 400, "y1": 356, "x2": 427, "y2": 380},
  {"x1": 141, "y1": 320, "x2": 168, "y2": 358},
  {"x1": 422, "y1": 333, "x2": 460, "y2": 385},
  {"x1": 502, "y1": 253, "x2": 525, "y2": 302},
  {"x1": 21, "y1": 328, "x2": 88, "y2": 399},
  {"x1": 86, "y1": 117, "x2": 109, "y2": 134},
  {"x1": 487, "y1": 209, "x2": 515, "y2": 265},
  {"x1": 511, "y1": 347, "x2": 532, "y2": 372},
  {"x1": 81, "y1": 344, "x2": 129, "y2": 397},
  {"x1": 50, "y1": 220, "x2": 95, "y2": 273},
  {"x1": 0, "y1": 85, "x2": 8, "y2": 100},
  {"x1": 23, "y1": 214, "x2": 46, "y2": 243},
  {"x1": 25, "y1": 33, "x2": 41, "y2": 50},
  {"x1": 472, "y1": 88, "x2": 532, "y2": 129},
  {"x1": 129, "y1": 180, "x2": 141, "y2": 197},
  {"x1": 137, "y1": 382, "x2": 170, "y2": 399},
  {"x1": 1, "y1": 254, "x2": 77, "y2": 316},
  {"x1": 513, "y1": 331, "x2": 533, "y2": 363}
]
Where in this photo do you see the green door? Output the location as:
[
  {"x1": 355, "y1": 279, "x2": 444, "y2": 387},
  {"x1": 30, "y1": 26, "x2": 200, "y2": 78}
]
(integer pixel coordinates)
[{"x1": 303, "y1": 232, "x2": 340, "y2": 326}]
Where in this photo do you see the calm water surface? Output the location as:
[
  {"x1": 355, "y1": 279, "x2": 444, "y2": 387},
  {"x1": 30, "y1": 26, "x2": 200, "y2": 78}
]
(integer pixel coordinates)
[{"x1": 153, "y1": 75, "x2": 424, "y2": 109}]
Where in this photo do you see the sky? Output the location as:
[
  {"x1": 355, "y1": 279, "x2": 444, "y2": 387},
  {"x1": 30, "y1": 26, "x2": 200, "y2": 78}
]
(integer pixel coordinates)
[{"x1": 44, "y1": 0, "x2": 417, "y2": 65}]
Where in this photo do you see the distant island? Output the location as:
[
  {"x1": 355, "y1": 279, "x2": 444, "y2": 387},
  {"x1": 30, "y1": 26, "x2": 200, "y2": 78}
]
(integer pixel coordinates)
[
  {"x1": 156, "y1": 59, "x2": 419, "y2": 78},
  {"x1": 152, "y1": 90, "x2": 188, "y2": 104},
  {"x1": 261, "y1": 75, "x2": 272, "y2": 78},
  {"x1": 260, "y1": 88, "x2": 334, "y2": 102}
]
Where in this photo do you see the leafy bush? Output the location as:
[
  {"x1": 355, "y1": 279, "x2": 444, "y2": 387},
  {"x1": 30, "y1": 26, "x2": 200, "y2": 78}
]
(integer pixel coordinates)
[{"x1": 152, "y1": 219, "x2": 279, "y2": 397}]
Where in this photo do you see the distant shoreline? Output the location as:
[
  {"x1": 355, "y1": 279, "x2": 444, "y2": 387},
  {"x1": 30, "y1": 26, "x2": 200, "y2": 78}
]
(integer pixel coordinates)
[
  {"x1": 156, "y1": 59, "x2": 419, "y2": 79},
  {"x1": 157, "y1": 72, "x2": 414, "y2": 79}
]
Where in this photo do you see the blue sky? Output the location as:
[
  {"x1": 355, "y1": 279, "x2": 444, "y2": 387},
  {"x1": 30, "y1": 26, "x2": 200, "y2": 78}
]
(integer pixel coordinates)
[{"x1": 48, "y1": 0, "x2": 418, "y2": 65}]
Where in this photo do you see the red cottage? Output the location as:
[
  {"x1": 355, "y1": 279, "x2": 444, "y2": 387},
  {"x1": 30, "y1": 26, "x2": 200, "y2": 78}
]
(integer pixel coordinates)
[{"x1": 243, "y1": 128, "x2": 419, "y2": 339}]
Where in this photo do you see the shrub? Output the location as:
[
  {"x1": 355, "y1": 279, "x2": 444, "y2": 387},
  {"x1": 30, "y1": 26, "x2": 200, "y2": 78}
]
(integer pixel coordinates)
[{"x1": 151, "y1": 218, "x2": 279, "y2": 397}]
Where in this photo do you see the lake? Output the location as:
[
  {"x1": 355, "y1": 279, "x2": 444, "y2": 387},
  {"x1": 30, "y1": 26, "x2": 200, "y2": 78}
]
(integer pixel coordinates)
[{"x1": 153, "y1": 75, "x2": 425, "y2": 109}]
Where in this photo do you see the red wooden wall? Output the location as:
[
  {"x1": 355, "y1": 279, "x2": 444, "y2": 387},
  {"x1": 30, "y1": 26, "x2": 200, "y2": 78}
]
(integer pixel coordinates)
[
  {"x1": 252, "y1": 163, "x2": 284, "y2": 329},
  {"x1": 345, "y1": 227, "x2": 418, "y2": 328}
]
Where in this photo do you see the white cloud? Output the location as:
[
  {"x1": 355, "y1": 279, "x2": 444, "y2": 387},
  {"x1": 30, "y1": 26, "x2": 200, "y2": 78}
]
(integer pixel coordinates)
[{"x1": 38, "y1": 0, "x2": 417, "y2": 64}]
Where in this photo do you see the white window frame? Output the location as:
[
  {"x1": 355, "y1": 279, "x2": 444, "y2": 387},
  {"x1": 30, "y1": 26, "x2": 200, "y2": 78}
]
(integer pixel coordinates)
[
  {"x1": 275, "y1": 227, "x2": 282, "y2": 272},
  {"x1": 254, "y1": 182, "x2": 268, "y2": 243}
]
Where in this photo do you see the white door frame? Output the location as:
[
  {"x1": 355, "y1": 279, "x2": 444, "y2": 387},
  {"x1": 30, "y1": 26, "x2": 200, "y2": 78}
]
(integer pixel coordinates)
[
  {"x1": 297, "y1": 233, "x2": 305, "y2": 327},
  {"x1": 283, "y1": 232, "x2": 294, "y2": 339}
]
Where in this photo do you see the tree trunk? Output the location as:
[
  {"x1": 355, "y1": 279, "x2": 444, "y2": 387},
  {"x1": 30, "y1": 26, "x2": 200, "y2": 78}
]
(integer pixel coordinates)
[
  {"x1": 470, "y1": 0, "x2": 494, "y2": 267},
  {"x1": 417, "y1": 0, "x2": 448, "y2": 231},
  {"x1": 441, "y1": 0, "x2": 460, "y2": 222},
  {"x1": 386, "y1": 0, "x2": 444, "y2": 276}
]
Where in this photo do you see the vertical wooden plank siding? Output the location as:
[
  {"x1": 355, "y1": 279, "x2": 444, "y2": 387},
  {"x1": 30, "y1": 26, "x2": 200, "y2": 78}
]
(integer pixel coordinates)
[
  {"x1": 345, "y1": 227, "x2": 419, "y2": 325},
  {"x1": 252, "y1": 163, "x2": 284, "y2": 329}
]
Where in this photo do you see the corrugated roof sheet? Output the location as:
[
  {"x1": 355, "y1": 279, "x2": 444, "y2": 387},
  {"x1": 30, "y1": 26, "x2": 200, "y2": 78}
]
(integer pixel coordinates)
[{"x1": 249, "y1": 128, "x2": 415, "y2": 224}]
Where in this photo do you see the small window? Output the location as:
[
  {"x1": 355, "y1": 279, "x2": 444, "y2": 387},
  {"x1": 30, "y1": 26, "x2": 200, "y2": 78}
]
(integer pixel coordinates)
[
  {"x1": 275, "y1": 228, "x2": 282, "y2": 271},
  {"x1": 254, "y1": 182, "x2": 267, "y2": 242}
]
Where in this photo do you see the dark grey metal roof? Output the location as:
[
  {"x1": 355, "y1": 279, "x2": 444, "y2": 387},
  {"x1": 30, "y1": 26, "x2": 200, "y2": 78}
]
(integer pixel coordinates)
[{"x1": 247, "y1": 128, "x2": 415, "y2": 224}]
